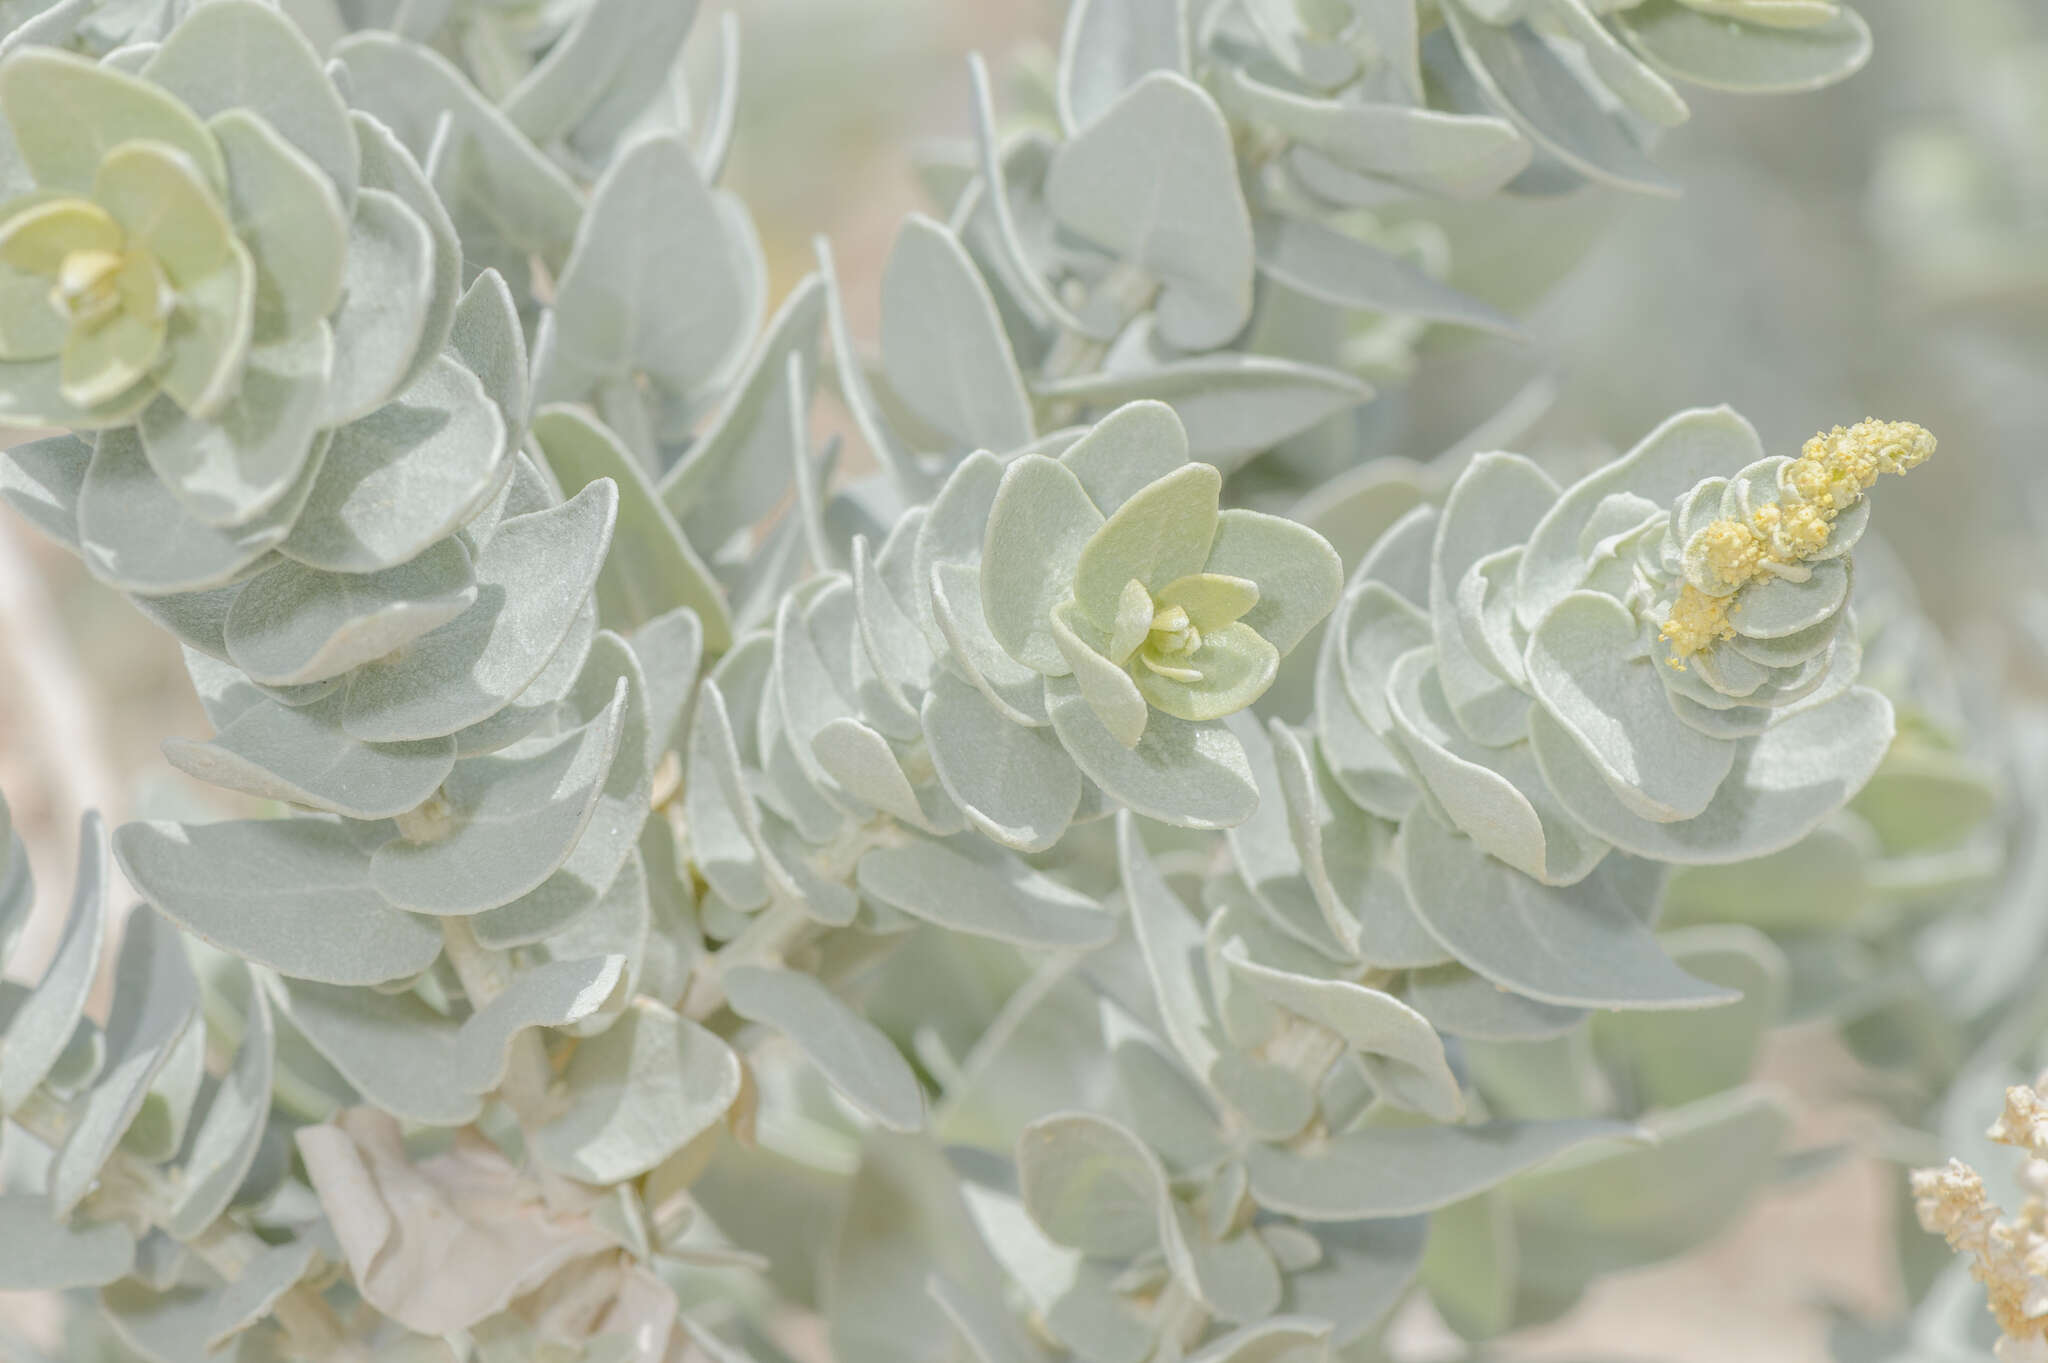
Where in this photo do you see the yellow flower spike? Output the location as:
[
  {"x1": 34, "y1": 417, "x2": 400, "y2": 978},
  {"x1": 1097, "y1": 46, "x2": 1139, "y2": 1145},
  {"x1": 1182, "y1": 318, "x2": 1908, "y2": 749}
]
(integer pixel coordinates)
[{"x1": 1661, "y1": 418, "x2": 1936, "y2": 666}]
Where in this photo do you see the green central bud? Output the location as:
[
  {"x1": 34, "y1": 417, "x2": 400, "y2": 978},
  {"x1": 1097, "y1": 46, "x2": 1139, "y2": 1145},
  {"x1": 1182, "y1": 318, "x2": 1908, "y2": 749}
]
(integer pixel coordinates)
[
  {"x1": 52, "y1": 248, "x2": 125, "y2": 327},
  {"x1": 1147, "y1": 603, "x2": 1200, "y2": 659}
]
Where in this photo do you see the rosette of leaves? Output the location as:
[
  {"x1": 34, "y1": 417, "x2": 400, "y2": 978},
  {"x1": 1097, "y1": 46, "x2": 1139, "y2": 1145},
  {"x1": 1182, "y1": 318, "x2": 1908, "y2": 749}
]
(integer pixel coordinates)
[
  {"x1": 1303, "y1": 406, "x2": 1920, "y2": 1017},
  {"x1": 0, "y1": 0, "x2": 482, "y2": 539},
  {"x1": 1435, "y1": 0, "x2": 1874, "y2": 194}
]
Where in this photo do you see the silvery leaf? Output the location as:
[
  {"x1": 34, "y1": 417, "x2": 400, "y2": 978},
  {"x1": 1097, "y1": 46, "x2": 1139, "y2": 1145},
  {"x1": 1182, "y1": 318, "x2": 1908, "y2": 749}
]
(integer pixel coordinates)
[
  {"x1": 271, "y1": 974, "x2": 480, "y2": 1125},
  {"x1": 659, "y1": 274, "x2": 826, "y2": 548},
  {"x1": 922, "y1": 673, "x2": 1083, "y2": 852},
  {"x1": 166, "y1": 972, "x2": 273, "y2": 1239},
  {"x1": 1048, "y1": 677, "x2": 1259, "y2": 828},
  {"x1": 223, "y1": 538, "x2": 476, "y2": 686},
  {"x1": 77, "y1": 428, "x2": 310, "y2": 595},
  {"x1": 982, "y1": 454, "x2": 1103, "y2": 676},
  {"x1": 1399, "y1": 803, "x2": 1737, "y2": 1010},
  {"x1": 814, "y1": 716, "x2": 960, "y2": 835},
  {"x1": 122, "y1": 1018, "x2": 206, "y2": 1161},
  {"x1": 1016, "y1": 1110, "x2": 1167, "y2": 1258},
  {"x1": 629, "y1": 604, "x2": 702, "y2": 771},
  {"x1": 1615, "y1": 0, "x2": 1872, "y2": 93},
  {"x1": 1119, "y1": 811, "x2": 1223, "y2": 1079},
  {"x1": 1507, "y1": 1086, "x2": 1790, "y2": 1308},
  {"x1": 447, "y1": 602, "x2": 596, "y2": 759},
  {"x1": 0, "y1": 812, "x2": 104, "y2": 1113},
  {"x1": 1591, "y1": 924, "x2": 1785, "y2": 1110},
  {"x1": 1108, "y1": 1026, "x2": 1230, "y2": 1175},
  {"x1": 856, "y1": 837, "x2": 1115, "y2": 948},
  {"x1": 317, "y1": 187, "x2": 436, "y2": 427},
  {"x1": 1403, "y1": 963, "x2": 1586, "y2": 1042},
  {"x1": 881, "y1": 213, "x2": 1034, "y2": 454},
  {"x1": 1225, "y1": 717, "x2": 1357, "y2": 960},
  {"x1": 352, "y1": 109, "x2": 463, "y2": 406},
  {"x1": 369, "y1": 679, "x2": 625, "y2": 913},
  {"x1": 541, "y1": 134, "x2": 757, "y2": 411},
  {"x1": 1660, "y1": 816, "x2": 1871, "y2": 934},
  {"x1": 1206, "y1": 508, "x2": 1344, "y2": 658},
  {"x1": 1527, "y1": 686, "x2": 1895, "y2": 864},
  {"x1": 1056, "y1": 0, "x2": 1186, "y2": 132},
  {"x1": 284, "y1": 355, "x2": 508, "y2": 575},
  {"x1": 500, "y1": 0, "x2": 700, "y2": 155},
  {"x1": 1282, "y1": 1217, "x2": 1429, "y2": 1346},
  {"x1": 1218, "y1": 67, "x2": 1532, "y2": 200},
  {"x1": 163, "y1": 692, "x2": 455, "y2": 821},
  {"x1": 930, "y1": 1272, "x2": 1056, "y2": 1363},
  {"x1": 1185, "y1": 1318, "x2": 1330, "y2": 1363},
  {"x1": 1166, "y1": 1205, "x2": 1282, "y2": 1323},
  {"x1": 1218, "y1": 941, "x2": 1462, "y2": 1121},
  {"x1": 533, "y1": 999, "x2": 741, "y2": 1183},
  {"x1": 206, "y1": 1240, "x2": 317, "y2": 1351},
  {"x1": 139, "y1": 0, "x2": 358, "y2": 205},
  {"x1": 725, "y1": 965, "x2": 925, "y2": 1132},
  {"x1": 455, "y1": 954, "x2": 626, "y2": 1091},
  {"x1": 1431, "y1": 453, "x2": 1556, "y2": 742},
  {"x1": 50, "y1": 910, "x2": 197, "y2": 1215},
  {"x1": 208, "y1": 104, "x2": 348, "y2": 346},
  {"x1": 1035, "y1": 357, "x2": 1371, "y2": 473},
  {"x1": 1517, "y1": 407, "x2": 1762, "y2": 630},
  {"x1": 535, "y1": 404, "x2": 730, "y2": 647},
  {"x1": 1244, "y1": 1116, "x2": 1638, "y2": 1219},
  {"x1": 962, "y1": 55, "x2": 1106, "y2": 348},
  {"x1": 1526, "y1": 592, "x2": 1735, "y2": 821},
  {"x1": 334, "y1": 33, "x2": 583, "y2": 270},
  {"x1": 137, "y1": 325, "x2": 334, "y2": 535},
  {"x1": 0, "y1": 432, "x2": 90, "y2": 549},
  {"x1": 1540, "y1": 0, "x2": 1689, "y2": 126},
  {"x1": 0, "y1": 1195, "x2": 135, "y2": 1289},
  {"x1": 1441, "y1": 4, "x2": 1679, "y2": 195},
  {"x1": 1056, "y1": 399, "x2": 1188, "y2": 515},
  {"x1": 1044, "y1": 72, "x2": 1255, "y2": 351},
  {"x1": 1256, "y1": 215, "x2": 1517, "y2": 336},
  {"x1": 448, "y1": 269, "x2": 530, "y2": 458},
  {"x1": 684, "y1": 678, "x2": 780, "y2": 912},
  {"x1": 114, "y1": 817, "x2": 441, "y2": 985},
  {"x1": 341, "y1": 479, "x2": 617, "y2": 742}
]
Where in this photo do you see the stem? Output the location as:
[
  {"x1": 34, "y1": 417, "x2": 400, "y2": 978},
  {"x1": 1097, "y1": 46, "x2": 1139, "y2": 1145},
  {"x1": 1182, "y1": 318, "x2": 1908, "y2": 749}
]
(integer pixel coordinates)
[{"x1": 440, "y1": 918, "x2": 553, "y2": 1128}]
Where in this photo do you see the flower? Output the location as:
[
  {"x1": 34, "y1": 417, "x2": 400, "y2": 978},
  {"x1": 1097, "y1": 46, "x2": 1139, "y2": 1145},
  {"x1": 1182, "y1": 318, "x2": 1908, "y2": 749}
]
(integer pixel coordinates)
[
  {"x1": 979, "y1": 401, "x2": 1342, "y2": 748},
  {"x1": 1914, "y1": 1086, "x2": 2048, "y2": 1362},
  {"x1": 1661, "y1": 419, "x2": 1936, "y2": 666}
]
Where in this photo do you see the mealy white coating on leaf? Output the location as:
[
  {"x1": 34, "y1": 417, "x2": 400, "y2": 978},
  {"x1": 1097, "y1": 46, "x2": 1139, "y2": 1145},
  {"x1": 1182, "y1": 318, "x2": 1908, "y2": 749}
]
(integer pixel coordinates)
[
  {"x1": 0, "y1": 811, "x2": 104, "y2": 1112},
  {"x1": 1244, "y1": 1117, "x2": 1641, "y2": 1220},
  {"x1": 368, "y1": 678, "x2": 626, "y2": 914},
  {"x1": 857, "y1": 837, "x2": 1115, "y2": 948},
  {"x1": 283, "y1": 355, "x2": 507, "y2": 576},
  {"x1": 881, "y1": 213, "x2": 1034, "y2": 455},
  {"x1": 725, "y1": 965, "x2": 926, "y2": 1133},
  {"x1": 0, "y1": 1195, "x2": 136, "y2": 1290},
  {"x1": 1044, "y1": 71, "x2": 1255, "y2": 352},
  {"x1": 341, "y1": 478, "x2": 616, "y2": 742},
  {"x1": 162, "y1": 692, "x2": 456, "y2": 821},
  {"x1": 1398, "y1": 802, "x2": 1736, "y2": 1010},
  {"x1": 115, "y1": 818, "x2": 441, "y2": 986},
  {"x1": 49, "y1": 910, "x2": 197, "y2": 1216},
  {"x1": 533, "y1": 998, "x2": 741, "y2": 1183}
]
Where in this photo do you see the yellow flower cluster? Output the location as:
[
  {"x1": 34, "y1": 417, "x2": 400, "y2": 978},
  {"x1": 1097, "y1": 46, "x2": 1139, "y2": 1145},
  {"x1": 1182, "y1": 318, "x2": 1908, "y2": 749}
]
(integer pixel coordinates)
[
  {"x1": 1911, "y1": 1083, "x2": 2048, "y2": 1362},
  {"x1": 1659, "y1": 419, "x2": 1937, "y2": 666}
]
